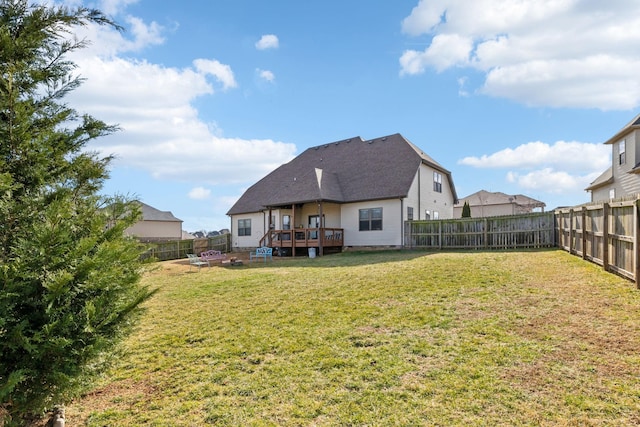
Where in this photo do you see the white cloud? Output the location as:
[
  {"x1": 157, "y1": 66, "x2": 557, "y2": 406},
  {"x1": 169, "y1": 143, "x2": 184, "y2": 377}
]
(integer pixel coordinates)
[
  {"x1": 98, "y1": 0, "x2": 140, "y2": 17},
  {"x1": 506, "y1": 168, "x2": 603, "y2": 194},
  {"x1": 400, "y1": 0, "x2": 640, "y2": 110},
  {"x1": 256, "y1": 34, "x2": 279, "y2": 50},
  {"x1": 459, "y1": 140, "x2": 610, "y2": 195},
  {"x1": 459, "y1": 140, "x2": 610, "y2": 172},
  {"x1": 194, "y1": 59, "x2": 238, "y2": 90},
  {"x1": 188, "y1": 187, "x2": 211, "y2": 200},
  {"x1": 257, "y1": 68, "x2": 276, "y2": 83},
  {"x1": 66, "y1": 18, "x2": 296, "y2": 186}
]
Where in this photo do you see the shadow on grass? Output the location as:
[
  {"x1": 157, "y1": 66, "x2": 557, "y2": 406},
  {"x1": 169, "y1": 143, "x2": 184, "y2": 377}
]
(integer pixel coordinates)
[{"x1": 248, "y1": 247, "x2": 559, "y2": 269}]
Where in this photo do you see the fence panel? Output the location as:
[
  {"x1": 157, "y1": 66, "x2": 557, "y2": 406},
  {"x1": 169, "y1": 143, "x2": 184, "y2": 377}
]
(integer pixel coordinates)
[
  {"x1": 555, "y1": 200, "x2": 639, "y2": 286},
  {"x1": 144, "y1": 234, "x2": 231, "y2": 261},
  {"x1": 405, "y1": 212, "x2": 555, "y2": 251}
]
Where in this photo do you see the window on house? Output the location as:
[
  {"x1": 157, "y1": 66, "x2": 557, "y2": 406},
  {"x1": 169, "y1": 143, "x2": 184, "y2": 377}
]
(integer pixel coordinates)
[
  {"x1": 407, "y1": 206, "x2": 414, "y2": 221},
  {"x1": 433, "y1": 211, "x2": 440, "y2": 220},
  {"x1": 359, "y1": 208, "x2": 383, "y2": 231},
  {"x1": 619, "y1": 139, "x2": 626, "y2": 165},
  {"x1": 433, "y1": 172, "x2": 442, "y2": 193},
  {"x1": 609, "y1": 188, "x2": 616, "y2": 200},
  {"x1": 238, "y1": 219, "x2": 251, "y2": 236},
  {"x1": 282, "y1": 215, "x2": 291, "y2": 230}
]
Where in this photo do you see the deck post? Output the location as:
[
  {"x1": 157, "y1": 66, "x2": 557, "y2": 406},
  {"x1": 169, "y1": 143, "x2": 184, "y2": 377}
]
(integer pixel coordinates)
[{"x1": 318, "y1": 201, "x2": 324, "y2": 256}]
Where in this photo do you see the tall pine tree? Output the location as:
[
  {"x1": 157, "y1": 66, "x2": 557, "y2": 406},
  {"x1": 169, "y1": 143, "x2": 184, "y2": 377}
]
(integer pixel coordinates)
[{"x1": 0, "y1": 1, "x2": 154, "y2": 423}]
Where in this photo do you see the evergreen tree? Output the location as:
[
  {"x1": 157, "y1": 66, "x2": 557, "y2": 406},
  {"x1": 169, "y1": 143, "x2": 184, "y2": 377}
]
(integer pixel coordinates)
[
  {"x1": 0, "y1": 1, "x2": 154, "y2": 423},
  {"x1": 462, "y1": 201, "x2": 471, "y2": 218}
]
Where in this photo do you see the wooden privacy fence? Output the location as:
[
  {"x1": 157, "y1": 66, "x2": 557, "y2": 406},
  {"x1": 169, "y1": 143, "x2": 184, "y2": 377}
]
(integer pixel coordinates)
[
  {"x1": 404, "y1": 212, "x2": 556, "y2": 250},
  {"x1": 555, "y1": 200, "x2": 640, "y2": 287},
  {"x1": 142, "y1": 234, "x2": 231, "y2": 261}
]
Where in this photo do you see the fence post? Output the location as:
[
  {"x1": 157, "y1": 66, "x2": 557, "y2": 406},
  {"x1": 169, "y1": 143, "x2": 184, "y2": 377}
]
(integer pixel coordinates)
[
  {"x1": 635, "y1": 199, "x2": 640, "y2": 289},
  {"x1": 581, "y1": 206, "x2": 587, "y2": 260},
  {"x1": 602, "y1": 202, "x2": 609, "y2": 273},
  {"x1": 483, "y1": 217, "x2": 488, "y2": 249},
  {"x1": 569, "y1": 209, "x2": 575, "y2": 254}
]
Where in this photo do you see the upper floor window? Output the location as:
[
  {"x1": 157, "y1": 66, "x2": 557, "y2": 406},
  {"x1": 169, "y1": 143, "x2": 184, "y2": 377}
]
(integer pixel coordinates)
[
  {"x1": 359, "y1": 208, "x2": 383, "y2": 231},
  {"x1": 433, "y1": 172, "x2": 442, "y2": 193},
  {"x1": 238, "y1": 219, "x2": 251, "y2": 236},
  {"x1": 407, "y1": 206, "x2": 414, "y2": 221},
  {"x1": 619, "y1": 139, "x2": 626, "y2": 165}
]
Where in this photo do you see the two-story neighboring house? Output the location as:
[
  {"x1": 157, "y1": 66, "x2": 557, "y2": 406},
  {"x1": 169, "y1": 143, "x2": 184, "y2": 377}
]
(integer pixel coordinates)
[
  {"x1": 586, "y1": 114, "x2": 640, "y2": 201},
  {"x1": 226, "y1": 134, "x2": 458, "y2": 255},
  {"x1": 453, "y1": 190, "x2": 546, "y2": 218}
]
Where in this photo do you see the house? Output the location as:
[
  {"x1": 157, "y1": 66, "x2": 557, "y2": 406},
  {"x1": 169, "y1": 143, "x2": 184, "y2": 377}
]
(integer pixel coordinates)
[
  {"x1": 226, "y1": 134, "x2": 458, "y2": 254},
  {"x1": 586, "y1": 114, "x2": 640, "y2": 201},
  {"x1": 125, "y1": 202, "x2": 183, "y2": 242},
  {"x1": 453, "y1": 190, "x2": 546, "y2": 218}
]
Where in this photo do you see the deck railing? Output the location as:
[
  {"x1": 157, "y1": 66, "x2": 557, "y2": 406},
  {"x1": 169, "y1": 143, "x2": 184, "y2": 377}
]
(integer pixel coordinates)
[{"x1": 259, "y1": 227, "x2": 344, "y2": 249}]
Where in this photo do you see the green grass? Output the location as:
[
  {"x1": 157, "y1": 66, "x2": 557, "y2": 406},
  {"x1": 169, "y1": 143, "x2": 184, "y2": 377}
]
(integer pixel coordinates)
[{"x1": 66, "y1": 250, "x2": 640, "y2": 426}]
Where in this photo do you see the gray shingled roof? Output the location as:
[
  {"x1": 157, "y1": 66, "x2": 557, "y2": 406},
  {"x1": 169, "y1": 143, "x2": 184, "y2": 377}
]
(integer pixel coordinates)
[
  {"x1": 227, "y1": 133, "x2": 457, "y2": 215},
  {"x1": 604, "y1": 113, "x2": 640, "y2": 145},
  {"x1": 138, "y1": 202, "x2": 182, "y2": 222},
  {"x1": 456, "y1": 190, "x2": 546, "y2": 209},
  {"x1": 585, "y1": 167, "x2": 613, "y2": 190}
]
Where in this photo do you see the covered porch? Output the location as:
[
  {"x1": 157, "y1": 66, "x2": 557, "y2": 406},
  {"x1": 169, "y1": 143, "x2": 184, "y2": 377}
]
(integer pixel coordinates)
[{"x1": 259, "y1": 227, "x2": 344, "y2": 257}]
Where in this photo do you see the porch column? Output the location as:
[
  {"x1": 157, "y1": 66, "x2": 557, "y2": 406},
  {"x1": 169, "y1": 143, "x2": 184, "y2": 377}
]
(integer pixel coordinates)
[
  {"x1": 318, "y1": 201, "x2": 323, "y2": 256},
  {"x1": 292, "y1": 205, "x2": 296, "y2": 256}
]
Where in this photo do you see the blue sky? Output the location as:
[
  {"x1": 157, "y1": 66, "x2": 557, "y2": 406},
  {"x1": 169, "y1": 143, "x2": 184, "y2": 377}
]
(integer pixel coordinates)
[{"x1": 59, "y1": 0, "x2": 640, "y2": 232}]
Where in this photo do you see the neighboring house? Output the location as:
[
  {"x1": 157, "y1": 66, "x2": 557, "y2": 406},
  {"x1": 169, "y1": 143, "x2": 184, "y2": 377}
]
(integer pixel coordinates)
[
  {"x1": 586, "y1": 114, "x2": 640, "y2": 201},
  {"x1": 453, "y1": 190, "x2": 546, "y2": 218},
  {"x1": 125, "y1": 202, "x2": 183, "y2": 242},
  {"x1": 226, "y1": 134, "x2": 458, "y2": 254}
]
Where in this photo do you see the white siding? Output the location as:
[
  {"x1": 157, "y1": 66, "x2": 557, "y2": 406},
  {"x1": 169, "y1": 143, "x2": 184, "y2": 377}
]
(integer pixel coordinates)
[
  {"x1": 231, "y1": 212, "x2": 265, "y2": 249},
  {"x1": 404, "y1": 163, "x2": 455, "y2": 221},
  {"x1": 341, "y1": 200, "x2": 403, "y2": 247},
  {"x1": 126, "y1": 221, "x2": 182, "y2": 240},
  {"x1": 614, "y1": 130, "x2": 640, "y2": 196}
]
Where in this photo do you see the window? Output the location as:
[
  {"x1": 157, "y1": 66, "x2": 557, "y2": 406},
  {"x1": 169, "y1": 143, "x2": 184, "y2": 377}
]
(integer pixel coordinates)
[
  {"x1": 359, "y1": 208, "x2": 383, "y2": 231},
  {"x1": 282, "y1": 215, "x2": 291, "y2": 230},
  {"x1": 433, "y1": 172, "x2": 442, "y2": 193},
  {"x1": 619, "y1": 139, "x2": 626, "y2": 165},
  {"x1": 407, "y1": 206, "x2": 414, "y2": 221},
  {"x1": 609, "y1": 188, "x2": 616, "y2": 200},
  {"x1": 238, "y1": 219, "x2": 251, "y2": 236},
  {"x1": 432, "y1": 211, "x2": 440, "y2": 220}
]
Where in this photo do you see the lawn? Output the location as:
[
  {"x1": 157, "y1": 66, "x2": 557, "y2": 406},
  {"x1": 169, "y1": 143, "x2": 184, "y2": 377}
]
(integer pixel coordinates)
[{"x1": 65, "y1": 249, "x2": 640, "y2": 426}]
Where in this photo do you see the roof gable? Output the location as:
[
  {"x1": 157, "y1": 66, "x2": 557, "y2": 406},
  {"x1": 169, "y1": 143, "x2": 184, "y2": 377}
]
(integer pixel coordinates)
[
  {"x1": 604, "y1": 113, "x2": 640, "y2": 144},
  {"x1": 227, "y1": 134, "x2": 454, "y2": 215},
  {"x1": 138, "y1": 202, "x2": 182, "y2": 222}
]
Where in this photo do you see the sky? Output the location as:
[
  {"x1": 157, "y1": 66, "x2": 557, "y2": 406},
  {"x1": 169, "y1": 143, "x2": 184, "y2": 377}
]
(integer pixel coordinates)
[{"x1": 52, "y1": 0, "x2": 640, "y2": 232}]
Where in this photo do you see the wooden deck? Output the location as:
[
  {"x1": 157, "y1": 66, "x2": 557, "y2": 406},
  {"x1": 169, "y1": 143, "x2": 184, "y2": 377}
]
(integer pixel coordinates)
[{"x1": 259, "y1": 227, "x2": 344, "y2": 256}]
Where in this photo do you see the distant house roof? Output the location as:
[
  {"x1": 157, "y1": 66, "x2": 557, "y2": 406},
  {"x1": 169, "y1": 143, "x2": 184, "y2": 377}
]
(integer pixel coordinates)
[
  {"x1": 585, "y1": 167, "x2": 613, "y2": 191},
  {"x1": 457, "y1": 190, "x2": 545, "y2": 209},
  {"x1": 227, "y1": 133, "x2": 457, "y2": 215},
  {"x1": 138, "y1": 202, "x2": 182, "y2": 222}
]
